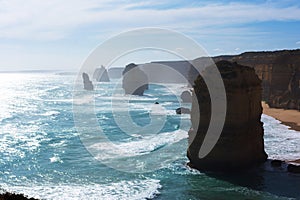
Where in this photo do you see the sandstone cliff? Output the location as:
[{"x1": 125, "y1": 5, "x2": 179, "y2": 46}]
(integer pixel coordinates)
[
  {"x1": 139, "y1": 61, "x2": 192, "y2": 83},
  {"x1": 187, "y1": 49, "x2": 300, "y2": 110},
  {"x1": 122, "y1": 63, "x2": 149, "y2": 96},
  {"x1": 213, "y1": 50, "x2": 300, "y2": 110},
  {"x1": 187, "y1": 61, "x2": 268, "y2": 171}
]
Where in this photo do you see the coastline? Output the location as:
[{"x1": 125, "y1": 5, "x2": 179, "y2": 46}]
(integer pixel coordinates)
[{"x1": 262, "y1": 102, "x2": 300, "y2": 132}]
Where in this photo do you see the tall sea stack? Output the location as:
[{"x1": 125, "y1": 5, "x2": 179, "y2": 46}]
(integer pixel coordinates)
[{"x1": 187, "y1": 61, "x2": 268, "y2": 171}]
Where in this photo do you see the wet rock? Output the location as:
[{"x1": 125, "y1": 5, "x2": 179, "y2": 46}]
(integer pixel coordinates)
[{"x1": 176, "y1": 107, "x2": 191, "y2": 114}]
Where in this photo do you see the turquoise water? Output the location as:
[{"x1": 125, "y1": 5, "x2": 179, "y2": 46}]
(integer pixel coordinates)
[{"x1": 0, "y1": 72, "x2": 299, "y2": 200}]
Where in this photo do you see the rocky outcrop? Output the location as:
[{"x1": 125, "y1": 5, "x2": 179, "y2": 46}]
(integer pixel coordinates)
[
  {"x1": 269, "y1": 159, "x2": 300, "y2": 174},
  {"x1": 93, "y1": 66, "x2": 110, "y2": 82},
  {"x1": 122, "y1": 63, "x2": 149, "y2": 96},
  {"x1": 176, "y1": 107, "x2": 191, "y2": 114},
  {"x1": 82, "y1": 72, "x2": 94, "y2": 90},
  {"x1": 187, "y1": 61, "x2": 268, "y2": 172}
]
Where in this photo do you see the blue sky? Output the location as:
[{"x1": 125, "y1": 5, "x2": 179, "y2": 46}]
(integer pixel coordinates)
[{"x1": 0, "y1": 0, "x2": 300, "y2": 71}]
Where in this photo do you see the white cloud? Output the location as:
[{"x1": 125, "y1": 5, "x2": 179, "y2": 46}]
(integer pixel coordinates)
[
  {"x1": 296, "y1": 41, "x2": 300, "y2": 44},
  {"x1": 0, "y1": 0, "x2": 299, "y2": 40}
]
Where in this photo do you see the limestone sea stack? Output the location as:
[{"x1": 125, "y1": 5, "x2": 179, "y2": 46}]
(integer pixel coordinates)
[
  {"x1": 93, "y1": 66, "x2": 110, "y2": 82},
  {"x1": 122, "y1": 63, "x2": 149, "y2": 96},
  {"x1": 82, "y1": 72, "x2": 94, "y2": 91},
  {"x1": 187, "y1": 61, "x2": 268, "y2": 172}
]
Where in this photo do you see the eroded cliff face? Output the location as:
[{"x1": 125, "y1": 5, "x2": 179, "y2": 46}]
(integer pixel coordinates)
[
  {"x1": 187, "y1": 61, "x2": 268, "y2": 171},
  {"x1": 212, "y1": 50, "x2": 300, "y2": 110}
]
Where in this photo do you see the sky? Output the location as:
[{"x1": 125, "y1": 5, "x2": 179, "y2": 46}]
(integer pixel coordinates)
[{"x1": 0, "y1": 0, "x2": 300, "y2": 71}]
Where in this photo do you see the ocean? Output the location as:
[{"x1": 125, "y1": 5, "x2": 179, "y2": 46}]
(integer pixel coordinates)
[{"x1": 0, "y1": 72, "x2": 300, "y2": 200}]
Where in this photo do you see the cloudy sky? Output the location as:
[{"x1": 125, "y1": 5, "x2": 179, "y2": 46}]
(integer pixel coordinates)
[{"x1": 0, "y1": 0, "x2": 300, "y2": 71}]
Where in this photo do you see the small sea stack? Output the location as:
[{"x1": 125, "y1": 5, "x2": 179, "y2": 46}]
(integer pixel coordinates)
[
  {"x1": 187, "y1": 61, "x2": 268, "y2": 172},
  {"x1": 82, "y1": 72, "x2": 94, "y2": 91},
  {"x1": 93, "y1": 65, "x2": 110, "y2": 82},
  {"x1": 122, "y1": 63, "x2": 149, "y2": 96}
]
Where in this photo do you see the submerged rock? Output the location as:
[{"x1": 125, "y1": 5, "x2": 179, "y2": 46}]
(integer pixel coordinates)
[
  {"x1": 187, "y1": 61, "x2": 268, "y2": 172},
  {"x1": 82, "y1": 72, "x2": 94, "y2": 91},
  {"x1": 122, "y1": 63, "x2": 149, "y2": 96},
  {"x1": 93, "y1": 66, "x2": 110, "y2": 82}
]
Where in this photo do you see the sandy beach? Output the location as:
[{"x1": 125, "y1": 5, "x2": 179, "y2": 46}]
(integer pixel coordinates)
[{"x1": 262, "y1": 102, "x2": 300, "y2": 132}]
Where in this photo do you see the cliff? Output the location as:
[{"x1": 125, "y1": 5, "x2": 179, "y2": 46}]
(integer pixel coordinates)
[
  {"x1": 122, "y1": 63, "x2": 149, "y2": 96},
  {"x1": 187, "y1": 49, "x2": 300, "y2": 110},
  {"x1": 187, "y1": 61, "x2": 268, "y2": 171},
  {"x1": 214, "y1": 50, "x2": 300, "y2": 110},
  {"x1": 140, "y1": 61, "x2": 192, "y2": 83}
]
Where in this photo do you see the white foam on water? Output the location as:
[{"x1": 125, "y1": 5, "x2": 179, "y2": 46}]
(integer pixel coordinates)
[
  {"x1": 2, "y1": 179, "x2": 161, "y2": 200},
  {"x1": 40, "y1": 110, "x2": 60, "y2": 116},
  {"x1": 49, "y1": 154, "x2": 63, "y2": 163},
  {"x1": 73, "y1": 95, "x2": 94, "y2": 105},
  {"x1": 262, "y1": 114, "x2": 300, "y2": 160},
  {"x1": 90, "y1": 129, "x2": 188, "y2": 160}
]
